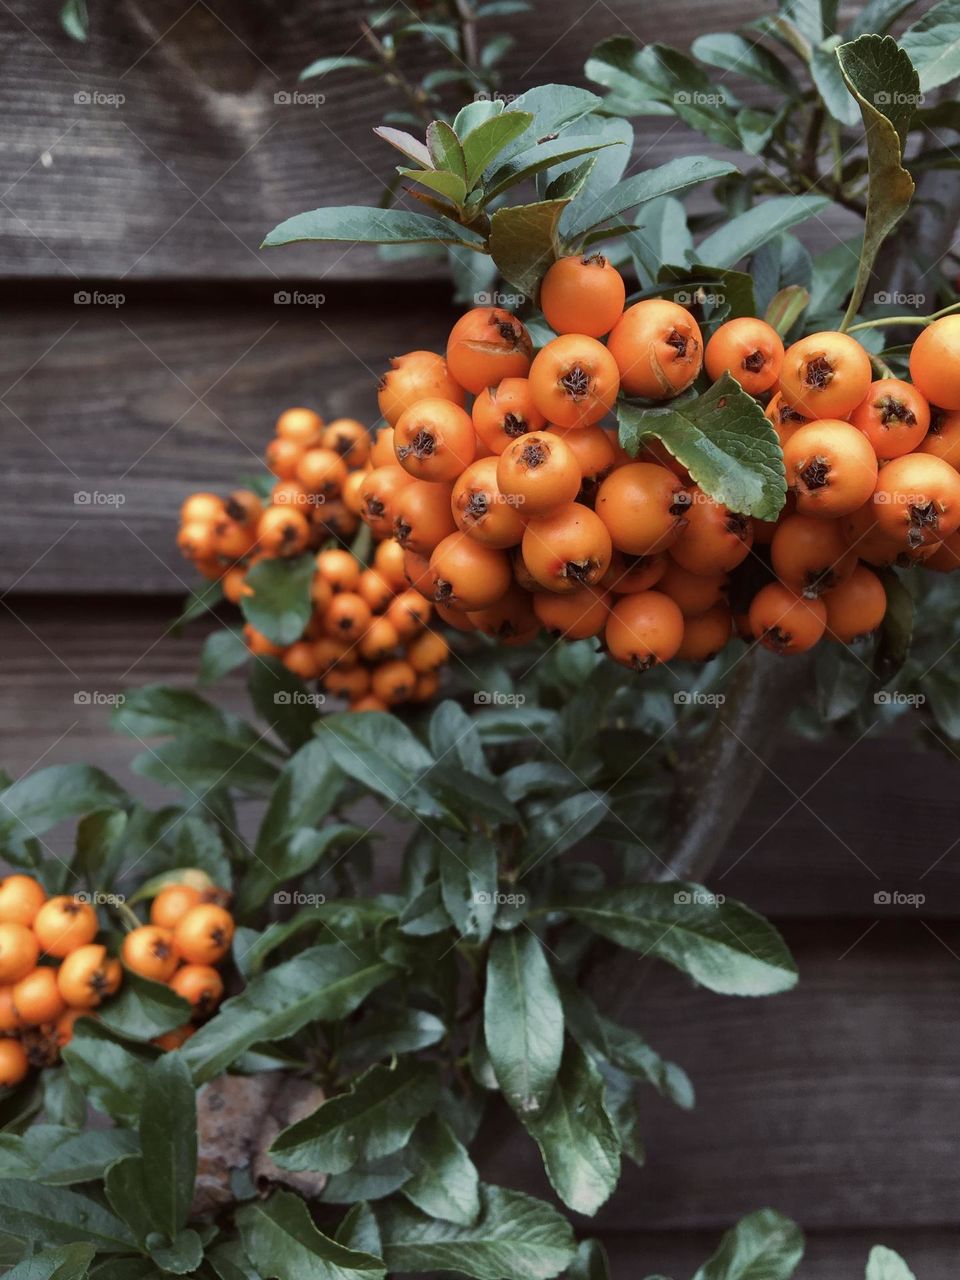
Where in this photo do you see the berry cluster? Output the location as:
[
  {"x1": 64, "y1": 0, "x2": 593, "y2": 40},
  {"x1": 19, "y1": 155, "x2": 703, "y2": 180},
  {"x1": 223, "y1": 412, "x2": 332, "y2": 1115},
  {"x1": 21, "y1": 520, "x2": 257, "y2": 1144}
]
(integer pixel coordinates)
[
  {"x1": 0, "y1": 875, "x2": 235, "y2": 1083},
  {"x1": 177, "y1": 410, "x2": 449, "y2": 710},
  {"x1": 363, "y1": 260, "x2": 960, "y2": 667}
]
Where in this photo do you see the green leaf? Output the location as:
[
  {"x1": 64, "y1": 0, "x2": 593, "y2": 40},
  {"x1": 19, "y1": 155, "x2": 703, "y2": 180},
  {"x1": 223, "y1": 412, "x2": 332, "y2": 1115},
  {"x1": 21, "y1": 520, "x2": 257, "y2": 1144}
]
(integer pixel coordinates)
[
  {"x1": 764, "y1": 285, "x2": 810, "y2": 337},
  {"x1": 398, "y1": 168, "x2": 468, "y2": 205},
  {"x1": 439, "y1": 832, "x2": 499, "y2": 944},
  {"x1": 865, "y1": 1245, "x2": 917, "y2": 1280},
  {"x1": 517, "y1": 791, "x2": 607, "y2": 873},
  {"x1": 808, "y1": 237, "x2": 863, "y2": 317},
  {"x1": 300, "y1": 55, "x2": 378, "y2": 80},
  {"x1": 811, "y1": 41, "x2": 861, "y2": 127},
  {"x1": 626, "y1": 198, "x2": 693, "y2": 284},
  {"x1": 0, "y1": 766, "x2": 127, "y2": 843},
  {"x1": 564, "y1": 156, "x2": 737, "y2": 239},
  {"x1": 148, "y1": 1229, "x2": 203, "y2": 1275},
  {"x1": 342, "y1": 1006, "x2": 446, "y2": 1068},
  {"x1": 263, "y1": 206, "x2": 485, "y2": 251},
  {"x1": 461, "y1": 111, "x2": 534, "y2": 187},
  {"x1": 248, "y1": 658, "x2": 319, "y2": 752},
  {"x1": 33, "y1": 1128, "x2": 139, "y2": 1186},
  {"x1": 113, "y1": 685, "x2": 270, "y2": 755},
  {"x1": 619, "y1": 376, "x2": 786, "y2": 521},
  {"x1": 874, "y1": 568, "x2": 914, "y2": 682},
  {"x1": 377, "y1": 1184, "x2": 575, "y2": 1279},
  {"x1": 691, "y1": 32, "x2": 795, "y2": 89},
  {"x1": 241, "y1": 554, "x2": 315, "y2": 647},
  {"x1": 198, "y1": 628, "x2": 249, "y2": 686},
  {"x1": 497, "y1": 85, "x2": 601, "y2": 156},
  {"x1": 521, "y1": 1043, "x2": 620, "y2": 1216},
  {"x1": 74, "y1": 808, "x2": 128, "y2": 886},
  {"x1": 567, "y1": 885, "x2": 798, "y2": 996},
  {"x1": 322, "y1": 1154, "x2": 410, "y2": 1205},
  {"x1": 402, "y1": 1115, "x2": 480, "y2": 1226},
  {"x1": 271, "y1": 1059, "x2": 440, "y2": 1175},
  {"x1": 182, "y1": 943, "x2": 396, "y2": 1082},
  {"x1": 696, "y1": 195, "x2": 831, "y2": 269},
  {"x1": 336, "y1": 1202, "x2": 383, "y2": 1256},
  {"x1": 62, "y1": 1023, "x2": 152, "y2": 1122},
  {"x1": 315, "y1": 713, "x2": 454, "y2": 825},
  {"x1": 97, "y1": 972, "x2": 192, "y2": 1042},
  {"x1": 427, "y1": 120, "x2": 467, "y2": 178},
  {"x1": 452, "y1": 98, "x2": 506, "y2": 139},
  {"x1": 0, "y1": 1182, "x2": 135, "y2": 1253},
  {"x1": 691, "y1": 1209, "x2": 805, "y2": 1280},
  {"x1": 59, "y1": 0, "x2": 88, "y2": 40},
  {"x1": 138, "y1": 1053, "x2": 196, "y2": 1238},
  {"x1": 836, "y1": 36, "x2": 918, "y2": 325},
  {"x1": 5, "y1": 1244, "x2": 96, "y2": 1279},
  {"x1": 488, "y1": 197, "x2": 573, "y2": 298},
  {"x1": 900, "y1": 0, "x2": 960, "y2": 90},
  {"x1": 484, "y1": 932, "x2": 563, "y2": 1115},
  {"x1": 237, "y1": 1189, "x2": 386, "y2": 1280},
  {"x1": 567, "y1": 1239, "x2": 611, "y2": 1280},
  {"x1": 483, "y1": 136, "x2": 621, "y2": 204},
  {"x1": 428, "y1": 701, "x2": 492, "y2": 779},
  {"x1": 845, "y1": 0, "x2": 917, "y2": 37},
  {"x1": 132, "y1": 737, "x2": 278, "y2": 799}
]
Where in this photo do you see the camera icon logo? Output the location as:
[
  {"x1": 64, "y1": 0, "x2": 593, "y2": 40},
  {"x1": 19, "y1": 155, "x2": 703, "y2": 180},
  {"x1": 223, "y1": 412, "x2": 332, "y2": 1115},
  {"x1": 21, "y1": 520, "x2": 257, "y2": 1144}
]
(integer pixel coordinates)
[
  {"x1": 674, "y1": 890, "x2": 692, "y2": 905},
  {"x1": 875, "y1": 90, "x2": 891, "y2": 104},
  {"x1": 274, "y1": 890, "x2": 291, "y2": 904},
  {"x1": 674, "y1": 691, "x2": 691, "y2": 705},
  {"x1": 73, "y1": 691, "x2": 91, "y2": 705},
  {"x1": 74, "y1": 491, "x2": 92, "y2": 505},
  {"x1": 274, "y1": 91, "x2": 292, "y2": 105},
  {"x1": 274, "y1": 291, "x2": 291, "y2": 305},
  {"x1": 474, "y1": 691, "x2": 492, "y2": 705},
  {"x1": 74, "y1": 90, "x2": 91, "y2": 105},
  {"x1": 74, "y1": 291, "x2": 91, "y2": 305},
  {"x1": 274, "y1": 691, "x2": 292, "y2": 704}
]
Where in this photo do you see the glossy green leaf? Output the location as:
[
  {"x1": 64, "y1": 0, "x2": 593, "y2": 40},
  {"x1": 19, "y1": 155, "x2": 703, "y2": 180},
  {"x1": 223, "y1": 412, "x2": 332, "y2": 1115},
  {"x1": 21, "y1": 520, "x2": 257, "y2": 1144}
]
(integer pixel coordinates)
[
  {"x1": 0, "y1": 766, "x2": 127, "y2": 843},
  {"x1": 697, "y1": 196, "x2": 830, "y2": 269},
  {"x1": 138, "y1": 1053, "x2": 196, "y2": 1238},
  {"x1": 489, "y1": 197, "x2": 573, "y2": 298},
  {"x1": 241, "y1": 554, "x2": 315, "y2": 647},
  {"x1": 398, "y1": 168, "x2": 468, "y2": 205},
  {"x1": 0, "y1": 1181, "x2": 135, "y2": 1253},
  {"x1": 32, "y1": 1128, "x2": 139, "y2": 1186},
  {"x1": 97, "y1": 972, "x2": 192, "y2": 1042},
  {"x1": 484, "y1": 136, "x2": 621, "y2": 204},
  {"x1": 378, "y1": 1184, "x2": 575, "y2": 1279},
  {"x1": 263, "y1": 206, "x2": 485, "y2": 251},
  {"x1": 691, "y1": 32, "x2": 794, "y2": 89},
  {"x1": 342, "y1": 1006, "x2": 446, "y2": 1067},
  {"x1": 198, "y1": 628, "x2": 249, "y2": 686},
  {"x1": 148, "y1": 1229, "x2": 203, "y2": 1275},
  {"x1": 521, "y1": 1044, "x2": 620, "y2": 1216},
  {"x1": 300, "y1": 56, "x2": 378, "y2": 81},
  {"x1": 567, "y1": 885, "x2": 798, "y2": 995},
  {"x1": 619, "y1": 376, "x2": 786, "y2": 521},
  {"x1": 182, "y1": 943, "x2": 396, "y2": 1082},
  {"x1": 248, "y1": 658, "x2": 319, "y2": 752},
  {"x1": 567, "y1": 1239, "x2": 611, "y2": 1280},
  {"x1": 837, "y1": 36, "x2": 918, "y2": 325},
  {"x1": 59, "y1": 0, "x2": 88, "y2": 39},
  {"x1": 874, "y1": 569, "x2": 914, "y2": 683},
  {"x1": 402, "y1": 1114, "x2": 480, "y2": 1226},
  {"x1": 900, "y1": 0, "x2": 960, "y2": 90},
  {"x1": 811, "y1": 41, "x2": 861, "y2": 127},
  {"x1": 428, "y1": 701, "x2": 493, "y2": 779},
  {"x1": 484, "y1": 931, "x2": 563, "y2": 1115},
  {"x1": 517, "y1": 791, "x2": 607, "y2": 873},
  {"x1": 691, "y1": 1209, "x2": 805, "y2": 1280},
  {"x1": 564, "y1": 155, "x2": 737, "y2": 239},
  {"x1": 271, "y1": 1059, "x2": 440, "y2": 1174},
  {"x1": 765, "y1": 285, "x2": 810, "y2": 337},
  {"x1": 237, "y1": 1189, "x2": 386, "y2": 1280},
  {"x1": 462, "y1": 112, "x2": 534, "y2": 187},
  {"x1": 426, "y1": 120, "x2": 467, "y2": 178},
  {"x1": 439, "y1": 832, "x2": 498, "y2": 944},
  {"x1": 112, "y1": 685, "x2": 269, "y2": 755},
  {"x1": 62, "y1": 1023, "x2": 152, "y2": 1122}
]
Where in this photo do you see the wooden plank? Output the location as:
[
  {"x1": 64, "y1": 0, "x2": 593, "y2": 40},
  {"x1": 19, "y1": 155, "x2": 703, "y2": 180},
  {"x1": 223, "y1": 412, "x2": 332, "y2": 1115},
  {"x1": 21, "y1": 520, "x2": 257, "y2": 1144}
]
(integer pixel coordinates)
[
  {"x1": 600, "y1": 1229, "x2": 960, "y2": 1278},
  {"x1": 477, "y1": 919, "x2": 960, "y2": 1231},
  {"x1": 0, "y1": 0, "x2": 860, "y2": 280},
  {"x1": 3, "y1": 600, "x2": 959, "y2": 917},
  {"x1": 1, "y1": 291, "x2": 457, "y2": 593}
]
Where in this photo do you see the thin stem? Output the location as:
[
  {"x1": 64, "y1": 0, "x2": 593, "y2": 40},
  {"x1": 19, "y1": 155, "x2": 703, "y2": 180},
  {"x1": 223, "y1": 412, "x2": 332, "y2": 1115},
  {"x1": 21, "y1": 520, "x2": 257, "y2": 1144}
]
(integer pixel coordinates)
[
  {"x1": 360, "y1": 21, "x2": 434, "y2": 128},
  {"x1": 846, "y1": 298, "x2": 960, "y2": 334}
]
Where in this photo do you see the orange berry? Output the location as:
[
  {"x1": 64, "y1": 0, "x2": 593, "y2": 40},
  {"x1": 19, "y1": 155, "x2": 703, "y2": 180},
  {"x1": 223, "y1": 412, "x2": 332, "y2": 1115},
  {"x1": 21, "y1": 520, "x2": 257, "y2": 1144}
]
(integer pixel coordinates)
[
  {"x1": 265, "y1": 437, "x2": 304, "y2": 481},
  {"x1": 602, "y1": 551, "x2": 668, "y2": 594},
  {"x1": 824, "y1": 564, "x2": 887, "y2": 642},
  {"x1": 392, "y1": 480, "x2": 458, "y2": 556},
  {"x1": 533, "y1": 585, "x2": 610, "y2": 639},
  {"x1": 669, "y1": 493, "x2": 754, "y2": 575},
  {"x1": 472, "y1": 378, "x2": 546, "y2": 454},
  {"x1": 658, "y1": 561, "x2": 729, "y2": 616},
  {"x1": 522, "y1": 502, "x2": 613, "y2": 594},
  {"x1": 749, "y1": 583, "x2": 827, "y2": 654},
  {"x1": 595, "y1": 462, "x2": 691, "y2": 555},
  {"x1": 0, "y1": 875, "x2": 45, "y2": 928},
  {"x1": 359, "y1": 466, "x2": 415, "y2": 538},
  {"x1": 316, "y1": 548, "x2": 361, "y2": 592},
  {"x1": 180, "y1": 492, "x2": 224, "y2": 524},
  {"x1": 540, "y1": 253, "x2": 626, "y2": 339},
  {"x1": 920, "y1": 409, "x2": 960, "y2": 468},
  {"x1": 676, "y1": 601, "x2": 734, "y2": 662},
  {"x1": 406, "y1": 630, "x2": 451, "y2": 671},
  {"x1": 174, "y1": 905, "x2": 235, "y2": 966},
  {"x1": 154, "y1": 1025, "x2": 195, "y2": 1052},
  {"x1": 452, "y1": 457, "x2": 526, "y2": 549},
  {"x1": 325, "y1": 592, "x2": 372, "y2": 641},
  {"x1": 0, "y1": 1039, "x2": 28, "y2": 1086},
  {"x1": 33, "y1": 898, "x2": 97, "y2": 960},
  {"x1": 282, "y1": 641, "x2": 321, "y2": 679},
  {"x1": 0, "y1": 987, "x2": 23, "y2": 1033},
  {"x1": 446, "y1": 308, "x2": 533, "y2": 394},
  {"x1": 378, "y1": 351, "x2": 465, "y2": 426},
  {"x1": 296, "y1": 448, "x2": 348, "y2": 497},
  {"x1": 779, "y1": 331, "x2": 872, "y2": 419},
  {"x1": 770, "y1": 513, "x2": 857, "y2": 597},
  {"x1": 13, "y1": 967, "x2": 66, "y2": 1026},
  {"x1": 704, "y1": 317, "x2": 784, "y2": 395},
  {"x1": 374, "y1": 538, "x2": 408, "y2": 591},
  {"x1": 370, "y1": 427, "x2": 398, "y2": 468},
  {"x1": 257, "y1": 506, "x2": 312, "y2": 556},
  {"x1": 528, "y1": 334, "x2": 620, "y2": 428},
  {"x1": 783, "y1": 421, "x2": 879, "y2": 517},
  {"x1": 322, "y1": 419, "x2": 369, "y2": 467},
  {"x1": 429, "y1": 533, "x2": 512, "y2": 611},
  {"x1": 276, "y1": 407, "x2": 323, "y2": 445},
  {"x1": 909, "y1": 315, "x2": 960, "y2": 410},
  {"x1": 122, "y1": 925, "x2": 178, "y2": 982},
  {"x1": 359, "y1": 616, "x2": 401, "y2": 662},
  {"x1": 871, "y1": 452, "x2": 960, "y2": 547},
  {"x1": 850, "y1": 378, "x2": 930, "y2": 459},
  {"x1": 607, "y1": 299, "x2": 703, "y2": 400},
  {"x1": 244, "y1": 624, "x2": 284, "y2": 658},
  {"x1": 323, "y1": 665, "x2": 371, "y2": 701},
  {"x1": 357, "y1": 568, "x2": 395, "y2": 614},
  {"x1": 387, "y1": 588, "x2": 433, "y2": 638},
  {"x1": 548, "y1": 425, "x2": 616, "y2": 501},
  {"x1": 370, "y1": 659, "x2": 418, "y2": 705},
  {"x1": 467, "y1": 585, "x2": 540, "y2": 645},
  {"x1": 170, "y1": 964, "x2": 224, "y2": 1020},
  {"x1": 394, "y1": 400, "x2": 476, "y2": 483},
  {"x1": 56, "y1": 944, "x2": 122, "y2": 1009},
  {"x1": 496, "y1": 432, "x2": 581, "y2": 517},
  {"x1": 150, "y1": 885, "x2": 203, "y2": 930},
  {"x1": 605, "y1": 591, "x2": 685, "y2": 671}
]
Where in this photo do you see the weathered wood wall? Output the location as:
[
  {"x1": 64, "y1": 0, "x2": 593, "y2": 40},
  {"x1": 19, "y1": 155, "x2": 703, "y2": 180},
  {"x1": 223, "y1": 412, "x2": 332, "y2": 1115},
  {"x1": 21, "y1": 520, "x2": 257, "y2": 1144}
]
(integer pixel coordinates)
[{"x1": 1, "y1": 1, "x2": 956, "y2": 1276}]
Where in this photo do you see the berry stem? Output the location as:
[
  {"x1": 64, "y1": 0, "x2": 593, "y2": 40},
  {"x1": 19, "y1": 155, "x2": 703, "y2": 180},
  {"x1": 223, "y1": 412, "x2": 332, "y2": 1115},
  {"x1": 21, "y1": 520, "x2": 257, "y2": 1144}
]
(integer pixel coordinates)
[{"x1": 845, "y1": 298, "x2": 960, "y2": 334}]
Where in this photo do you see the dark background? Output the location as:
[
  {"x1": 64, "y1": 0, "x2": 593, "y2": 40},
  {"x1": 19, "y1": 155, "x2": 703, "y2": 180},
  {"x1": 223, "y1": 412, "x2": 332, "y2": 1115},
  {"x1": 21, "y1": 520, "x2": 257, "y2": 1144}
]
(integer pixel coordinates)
[{"x1": 2, "y1": 2, "x2": 959, "y2": 1274}]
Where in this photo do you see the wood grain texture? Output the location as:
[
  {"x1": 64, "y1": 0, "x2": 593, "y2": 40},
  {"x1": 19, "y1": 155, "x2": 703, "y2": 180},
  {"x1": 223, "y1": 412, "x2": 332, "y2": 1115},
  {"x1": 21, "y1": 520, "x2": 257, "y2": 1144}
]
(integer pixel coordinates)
[
  {"x1": 0, "y1": 0, "x2": 862, "y2": 281},
  {"x1": 3, "y1": 599, "x2": 959, "y2": 918},
  {"x1": 0, "y1": 290, "x2": 457, "y2": 593}
]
